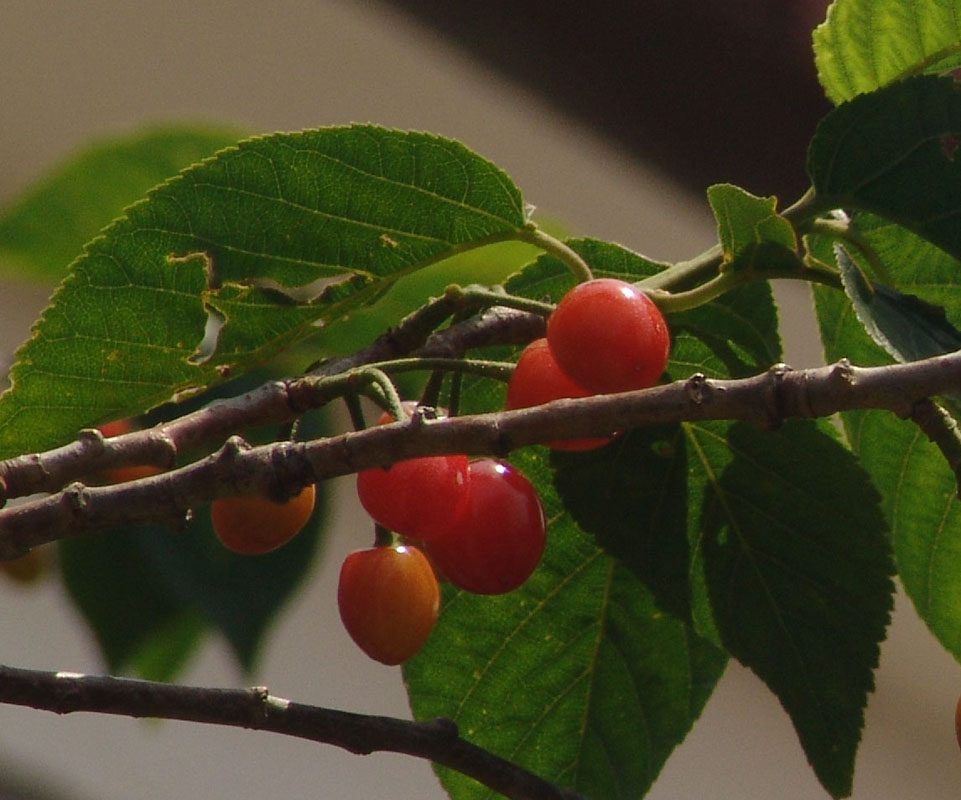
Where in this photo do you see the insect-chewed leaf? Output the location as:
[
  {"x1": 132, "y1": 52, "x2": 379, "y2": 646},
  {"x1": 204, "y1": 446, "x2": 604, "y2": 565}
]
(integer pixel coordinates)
[{"x1": 0, "y1": 125, "x2": 527, "y2": 458}]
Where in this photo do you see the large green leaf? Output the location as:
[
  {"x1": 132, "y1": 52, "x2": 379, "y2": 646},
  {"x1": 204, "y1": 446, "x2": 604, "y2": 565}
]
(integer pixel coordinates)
[
  {"x1": 807, "y1": 75, "x2": 961, "y2": 261},
  {"x1": 552, "y1": 243, "x2": 891, "y2": 797},
  {"x1": 0, "y1": 125, "x2": 528, "y2": 459},
  {"x1": 59, "y1": 527, "x2": 206, "y2": 681},
  {"x1": 811, "y1": 238, "x2": 961, "y2": 665},
  {"x1": 686, "y1": 417, "x2": 893, "y2": 798},
  {"x1": 405, "y1": 449, "x2": 728, "y2": 800},
  {"x1": 0, "y1": 125, "x2": 242, "y2": 283},
  {"x1": 813, "y1": 0, "x2": 961, "y2": 105}
]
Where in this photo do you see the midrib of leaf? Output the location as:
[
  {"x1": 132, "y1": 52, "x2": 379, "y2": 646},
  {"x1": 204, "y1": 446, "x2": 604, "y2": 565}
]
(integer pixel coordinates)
[
  {"x1": 682, "y1": 420, "x2": 832, "y2": 744},
  {"x1": 566, "y1": 558, "x2": 653, "y2": 795},
  {"x1": 447, "y1": 531, "x2": 603, "y2": 724}
]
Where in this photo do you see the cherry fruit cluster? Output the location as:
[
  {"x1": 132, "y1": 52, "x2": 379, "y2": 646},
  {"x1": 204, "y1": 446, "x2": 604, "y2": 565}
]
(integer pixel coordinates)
[
  {"x1": 506, "y1": 278, "x2": 670, "y2": 450},
  {"x1": 339, "y1": 407, "x2": 547, "y2": 664}
]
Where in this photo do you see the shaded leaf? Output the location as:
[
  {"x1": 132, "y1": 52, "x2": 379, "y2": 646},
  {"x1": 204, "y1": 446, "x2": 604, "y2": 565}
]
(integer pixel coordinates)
[
  {"x1": 0, "y1": 125, "x2": 242, "y2": 283},
  {"x1": 686, "y1": 418, "x2": 894, "y2": 798},
  {"x1": 0, "y1": 125, "x2": 527, "y2": 459},
  {"x1": 813, "y1": 0, "x2": 961, "y2": 105},
  {"x1": 835, "y1": 244, "x2": 961, "y2": 361},
  {"x1": 59, "y1": 528, "x2": 205, "y2": 680},
  {"x1": 808, "y1": 75, "x2": 961, "y2": 261},
  {"x1": 61, "y1": 484, "x2": 326, "y2": 675}
]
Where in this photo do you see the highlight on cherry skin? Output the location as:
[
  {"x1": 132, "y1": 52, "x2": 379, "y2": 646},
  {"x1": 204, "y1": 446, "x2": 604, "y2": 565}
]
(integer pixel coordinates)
[
  {"x1": 337, "y1": 544, "x2": 441, "y2": 666},
  {"x1": 505, "y1": 337, "x2": 615, "y2": 451},
  {"x1": 426, "y1": 458, "x2": 547, "y2": 595},
  {"x1": 546, "y1": 278, "x2": 670, "y2": 394},
  {"x1": 211, "y1": 484, "x2": 317, "y2": 555},
  {"x1": 355, "y1": 405, "x2": 471, "y2": 543}
]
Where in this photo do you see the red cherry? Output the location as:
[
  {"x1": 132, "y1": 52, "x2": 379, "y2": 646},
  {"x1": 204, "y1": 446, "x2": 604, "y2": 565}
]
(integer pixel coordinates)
[
  {"x1": 211, "y1": 484, "x2": 316, "y2": 555},
  {"x1": 426, "y1": 459, "x2": 546, "y2": 595},
  {"x1": 356, "y1": 405, "x2": 470, "y2": 543},
  {"x1": 338, "y1": 545, "x2": 440, "y2": 665},
  {"x1": 546, "y1": 278, "x2": 670, "y2": 394},
  {"x1": 505, "y1": 338, "x2": 614, "y2": 451}
]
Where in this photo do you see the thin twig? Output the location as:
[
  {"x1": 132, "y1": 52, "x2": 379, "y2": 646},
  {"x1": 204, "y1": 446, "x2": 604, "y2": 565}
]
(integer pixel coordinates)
[{"x1": 0, "y1": 665, "x2": 586, "y2": 800}]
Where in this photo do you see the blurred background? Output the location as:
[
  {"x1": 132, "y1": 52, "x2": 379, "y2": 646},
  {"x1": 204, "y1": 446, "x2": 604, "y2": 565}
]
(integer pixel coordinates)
[{"x1": 0, "y1": 1, "x2": 959, "y2": 798}]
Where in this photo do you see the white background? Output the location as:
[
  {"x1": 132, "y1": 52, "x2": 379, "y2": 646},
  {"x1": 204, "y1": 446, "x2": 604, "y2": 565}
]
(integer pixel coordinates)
[{"x1": 0, "y1": 2, "x2": 959, "y2": 798}]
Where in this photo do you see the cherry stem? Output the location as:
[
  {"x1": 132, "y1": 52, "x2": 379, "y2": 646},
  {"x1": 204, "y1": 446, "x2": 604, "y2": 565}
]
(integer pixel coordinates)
[
  {"x1": 443, "y1": 284, "x2": 554, "y2": 318},
  {"x1": 371, "y1": 357, "x2": 515, "y2": 382},
  {"x1": 514, "y1": 225, "x2": 593, "y2": 283},
  {"x1": 343, "y1": 394, "x2": 368, "y2": 433}
]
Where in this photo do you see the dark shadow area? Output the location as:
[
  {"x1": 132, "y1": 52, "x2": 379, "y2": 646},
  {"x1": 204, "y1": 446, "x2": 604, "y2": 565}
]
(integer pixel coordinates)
[{"x1": 384, "y1": 0, "x2": 832, "y2": 201}]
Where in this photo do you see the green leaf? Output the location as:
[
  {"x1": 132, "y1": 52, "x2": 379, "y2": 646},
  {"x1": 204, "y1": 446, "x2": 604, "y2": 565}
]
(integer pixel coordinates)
[
  {"x1": 59, "y1": 528, "x2": 206, "y2": 680},
  {"x1": 807, "y1": 75, "x2": 961, "y2": 261},
  {"x1": 812, "y1": 246, "x2": 961, "y2": 667},
  {"x1": 686, "y1": 418, "x2": 894, "y2": 798},
  {"x1": 61, "y1": 488, "x2": 325, "y2": 675},
  {"x1": 813, "y1": 0, "x2": 961, "y2": 105},
  {"x1": 0, "y1": 125, "x2": 242, "y2": 283},
  {"x1": 404, "y1": 450, "x2": 727, "y2": 800},
  {"x1": 0, "y1": 125, "x2": 528, "y2": 459},
  {"x1": 835, "y1": 244, "x2": 961, "y2": 362},
  {"x1": 706, "y1": 183, "x2": 799, "y2": 272},
  {"x1": 60, "y1": 401, "x2": 329, "y2": 675},
  {"x1": 542, "y1": 241, "x2": 891, "y2": 796},
  {"x1": 136, "y1": 499, "x2": 325, "y2": 671}
]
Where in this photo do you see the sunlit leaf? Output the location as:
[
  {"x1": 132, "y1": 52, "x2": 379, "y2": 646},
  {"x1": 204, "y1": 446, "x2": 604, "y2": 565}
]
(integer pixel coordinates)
[
  {"x1": 814, "y1": 0, "x2": 961, "y2": 104},
  {"x1": 0, "y1": 126, "x2": 528, "y2": 459}
]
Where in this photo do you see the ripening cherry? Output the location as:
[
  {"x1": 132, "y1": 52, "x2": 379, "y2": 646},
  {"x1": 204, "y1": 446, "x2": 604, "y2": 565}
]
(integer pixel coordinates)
[
  {"x1": 505, "y1": 338, "x2": 614, "y2": 451},
  {"x1": 338, "y1": 544, "x2": 440, "y2": 665},
  {"x1": 355, "y1": 405, "x2": 470, "y2": 543},
  {"x1": 426, "y1": 458, "x2": 546, "y2": 595},
  {"x1": 211, "y1": 484, "x2": 316, "y2": 555},
  {"x1": 546, "y1": 278, "x2": 670, "y2": 394}
]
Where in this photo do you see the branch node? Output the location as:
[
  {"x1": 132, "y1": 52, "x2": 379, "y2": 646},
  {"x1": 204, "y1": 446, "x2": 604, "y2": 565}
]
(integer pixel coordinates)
[
  {"x1": 684, "y1": 373, "x2": 713, "y2": 405},
  {"x1": 220, "y1": 436, "x2": 251, "y2": 459},
  {"x1": 831, "y1": 358, "x2": 856, "y2": 387},
  {"x1": 62, "y1": 482, "x2": 89, "y2": 514},
  {"x1": 763, "y1": 362, "x2": 795, "y2": 429}
]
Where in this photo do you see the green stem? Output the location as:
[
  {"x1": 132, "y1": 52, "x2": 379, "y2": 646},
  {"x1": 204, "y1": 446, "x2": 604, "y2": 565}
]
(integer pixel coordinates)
[
  {"x1": 807, "y1": 217, "x2": 893, "y2": 285},
  {"x1": 780, "y1": 186, "x2": 823, "y2": 228},
  {"x1": 636, "y1": 245, "x2": 723, "y2": 293},
  {"x1": 343, "y1": 393, "x2": 368, "y2": 432},
  {"x1": 371, "y1": 357, "x2": 515, "y2": 383},
  {"x1": 443, "y1": 284, "x2": 554, "y2": 317},
  {"x1": 353, "y1": 368, "x2": 405, "y2": 422},
  {"x1": 514, "y1": 225, "x2": 594, "y2": 283}
]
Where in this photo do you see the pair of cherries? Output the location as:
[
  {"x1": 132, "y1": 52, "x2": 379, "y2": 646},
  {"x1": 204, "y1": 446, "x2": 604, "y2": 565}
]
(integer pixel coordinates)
[{"x1": 506, "y1": 278, "x2": 671, "y2": 450}]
